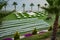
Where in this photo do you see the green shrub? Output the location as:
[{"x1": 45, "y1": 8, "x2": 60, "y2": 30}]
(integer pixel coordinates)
[
  {"x1": 14, "y1": 31, "x2": 20, "y2": 40},
  {"x1": 58, "y1": 25, "x2": 60, "y2": 28},
  {"x1": 32, "y1": 28, "x2": 37, "y2": 35},
  {"x1": 59, "y1": 26, "x2": 60, "y2": 28},
  {"x1": 31, "y1": 15, "x2": 35, "y2": 18},
  {"x1": 48, "y1": 26, "x2": 52, "y2": 31},
  {"x1": 22, "y1": 12, "x2": 27, "y2": 14},
  {"x1": 46, "y1": 16, "x2": 52, "y2": 20},
  {"x1": 59, "y1": 25, "x2": 60, "y2": 28}
]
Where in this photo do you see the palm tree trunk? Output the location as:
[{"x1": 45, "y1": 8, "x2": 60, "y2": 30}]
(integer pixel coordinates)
[
  {"x1": 23, "y1": 7, "x2": 25, "y2": 12},
  {"x1": 14, "y1": 5, "x2": 16, "y2": 11},
  {"x1": 31, "y1": 6, "x2": 32, "y2": 12},
  {"x1": 51, "y1": 14, "x2": 59, "y2": 40},
  {"x1": 38, "y1": 6, "x2": 39, "y2": 12}
]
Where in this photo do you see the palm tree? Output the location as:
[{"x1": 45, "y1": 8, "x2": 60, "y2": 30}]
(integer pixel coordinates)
[
  {"x1": 41, "y1": 0, "x2": 60, "y2": 40},
  {"x1": 44, "y1": 3, "x2": 47, "y2": 7},
  {"x1": 37, "y1": 4, "x2": 40, "y2": 12},
  {"x1": 0, "y1": 0, "x2": 6, "y2": 10},
  {"x1": 30, "y1": 3, "x2": 34, "y2": 12},
  {"x1": 22, "y1": 4, "x2": 26, "y2": 12},
  {"x1": 0, "y1": 0, "x2": 7, "y2": 26},
  {"x1": 13, "y1": 2, "x2": 17, "y2": 11},
  {"x1": 0, "y1": 0, "x2": 14, "y2": 27},
  {"x1": 0, "y1": 10, "x2": 15, "y2": 26},
  {"x1": 4, "y1": 1, "x2": 7, "y2": 12}
]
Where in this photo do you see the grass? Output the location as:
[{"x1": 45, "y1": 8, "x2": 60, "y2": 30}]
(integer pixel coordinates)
[
  {"x1": 3, "y1": 12, "x2": 48, "y2": 21},
  {"x1": 22, "y1": 12, "x2": 30, "y2": 18},
  {"x1": 3, "y1": 13, "x2": 17, "y2": 21},
  {"x1": 21, "y1": 29, "x2": 60, "y2": 40},
  {"x1": 21, "y1": 32, "x2": 51, "y2": 40},
  {"x1": 34, "y1": 12, "x2": 47, "y2": 19},
  {"x1": 18, "y1": 13, "x2": 24, "y2": 18}
]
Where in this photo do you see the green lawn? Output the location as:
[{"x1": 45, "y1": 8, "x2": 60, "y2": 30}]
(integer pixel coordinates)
[
  {"x1": 3, "y1": 13, "x2": 17, "y2": 21},
  {"x1": 21, "y1": 29, "x2": 60, "y2": 40},
  {"x1": 3, "y1": 12, "x2": 48, "y2": 21},
  {"x1": 21, "y1": 32, "x2": 50, "y2": 40},
  {"x1": 21, "y1": 32, "x2": 51, "y2": 40}
]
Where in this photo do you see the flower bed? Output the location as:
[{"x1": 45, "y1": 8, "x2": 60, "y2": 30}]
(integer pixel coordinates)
[
  {"x1": 24, "y1": 33, "x2": 32, "y2": 37},
  {"x1": 3, "y1": 38, "x2": 12, "y2": 40},
  {"x1": 3, "y1": 30, "x2": 48, "y2": 40}
]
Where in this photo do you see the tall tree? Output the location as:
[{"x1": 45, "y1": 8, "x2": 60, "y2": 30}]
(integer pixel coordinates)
[
  {"x1": 30, "y1": 3, "x2": 34, "y2": 12},
  {"x1": 37, "y1": 4, "x2": 40, "y2": 12},
  {"x1": 44, "y1": 3, "x2": 47, "y2": 7},
  {"x1": 0, "y1": 10, "x2": 15, "y2": 26},
  {"x1": 0, "y1": 0, "x2": 7, "y2": 25},
  {"x1": 22, "y1": 3, "x2": 26, "y2": 12},
  {"x1": 41, "y1": 0, "x2": 60, "y2": 40},
  {"x1": 0, "y1": 0, "x2": 10, "y2": 26},
  {"x1": 0, "y1": 0, "x2": 6, "y2": 10},
  {"x1": 13, "y1": 2, "x2": 17, "y2": 11},
  {"x1": 4, "y1": 1, "x2": 7, "y2": 12}
]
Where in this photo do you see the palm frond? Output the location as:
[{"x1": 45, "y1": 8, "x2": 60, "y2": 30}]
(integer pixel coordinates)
[
  {"x1": 54, "y1": 0, "x2": 60, "y2": 6},
  {"x1": 41, "y1": 6, "x2": 60, "y2": 14},
  {"x1": 46, "y1": 0, "x2": 54, "y2": 6}
]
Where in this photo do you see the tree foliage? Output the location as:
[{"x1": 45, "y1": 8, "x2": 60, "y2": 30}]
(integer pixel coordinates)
[
  {"x1": 30, "y1": 3, "x2": 34, "y2": 6},
  {"x1": 32, "y1": 28, "x2": 37, "y2": 35},
  {"x1": 41, "y1": 0, "x2": 60, "y2": 40},
  {"x1": 41, "y1": 0, "x2": 60, "y2": 14},
  {"x1": 14, "y1": 31, "x2": 20, "y2": 40},
  {"x1": 22, "y1": 4, "x2": 25, "y2": 7},
  {"x1": 13, "y1": 2, "x2": 17, "y2": 5}
]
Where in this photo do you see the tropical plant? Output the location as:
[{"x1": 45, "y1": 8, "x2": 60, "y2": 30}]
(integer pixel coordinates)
[
  {"x1": 37, "y1": 4, "x2": 40, "y2": 12},
  {"x1": 22, "y1": 3, "x2": 26, "y2": 12},
  {"x1": 13, "y1": 2, "x2": 17, "y2": 11},
  {"x1": 0, "y1": 0, "x2": 7, "y2": 26},
  {"x1": 0, "y1": 0, "x2": 6, "y2": 10},
  {"x1": 30, "y1": 3, "x2": 34, "y2": 12},
  {"x1": 44, "y1": 3, "x2": 47, "y2": 7},
  {"x1": 14, "y1": 31, "x2": 20, "y2": 40},
  {"x1": 48, "y1": 26, "x2": 52, "y2": 31},
  {"x1": 41, "y1": 0, "x2": 60, "y2": 40},
  {"x1": 0, "y1": 10, "x2": 15, "y2": 27},
  {"x1": 32, "y1": 28, "x2": 37, "y2": 35},
  {"x1": 4, "y1": 1, "x2": 7, "y2": 12},
  {"x1": 0, "y1": 0, "x2": 15, "y2": 27},
  {"x1": 58, "y1": 25, "x2": 60, "y2": 28}
]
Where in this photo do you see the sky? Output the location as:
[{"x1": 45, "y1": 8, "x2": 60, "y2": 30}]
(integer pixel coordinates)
[{"x1": 2, "y1": 0, "x2": 48, "y2": 12}]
